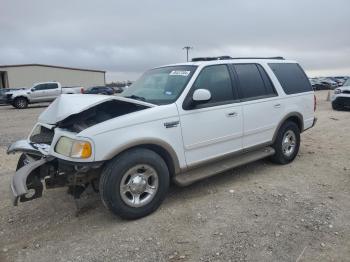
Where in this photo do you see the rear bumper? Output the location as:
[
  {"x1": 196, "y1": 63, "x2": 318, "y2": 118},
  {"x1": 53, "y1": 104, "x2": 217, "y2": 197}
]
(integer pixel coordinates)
[
  {"x1": 304, "y1": 117, "x2": 317, "y2": 132},
  {"x1": 312, "y1": 117, "x2": 317, "y2": 128}
]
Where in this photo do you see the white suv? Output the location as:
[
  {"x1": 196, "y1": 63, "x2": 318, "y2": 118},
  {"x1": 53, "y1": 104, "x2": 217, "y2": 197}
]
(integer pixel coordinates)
[
  {"x1": 7, "y1": 56, "x2": 317, "y2": 219},
  {"x1": 331, "y1": 78, "x2": 350, "y2": 110}
]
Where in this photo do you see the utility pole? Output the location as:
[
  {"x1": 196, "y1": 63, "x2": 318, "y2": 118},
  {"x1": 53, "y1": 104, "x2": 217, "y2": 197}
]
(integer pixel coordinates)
[{"x1": 183, "y1": 46, "x2": 193, "y2": 62}]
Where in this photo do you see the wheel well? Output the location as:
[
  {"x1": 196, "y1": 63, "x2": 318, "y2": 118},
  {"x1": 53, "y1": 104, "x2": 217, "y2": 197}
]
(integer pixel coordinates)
[
  {"x1": 14, "y1": 96, "x2": 28, "y2": 102},
  {"x1": 115, "y1": 144, "x2": 177, "y2": 177},
  {"x1": 285, "y1": 115, "x2": 303, "y2": 132}
]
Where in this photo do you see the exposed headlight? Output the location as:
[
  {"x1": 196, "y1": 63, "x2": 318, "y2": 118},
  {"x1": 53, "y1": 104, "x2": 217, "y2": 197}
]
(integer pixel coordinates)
[
  {"x1": 55, "y1": 137, "x2": 92, "y2": 159},
  {"x1": 334, "y1": 89, "x2": 342, "y2": 94}
]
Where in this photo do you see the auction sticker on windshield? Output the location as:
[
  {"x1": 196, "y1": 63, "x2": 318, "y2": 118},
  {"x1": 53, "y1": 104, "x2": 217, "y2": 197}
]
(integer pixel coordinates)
[{"x1": 169, "y1": 70, "x2": 191, "y2": 76}]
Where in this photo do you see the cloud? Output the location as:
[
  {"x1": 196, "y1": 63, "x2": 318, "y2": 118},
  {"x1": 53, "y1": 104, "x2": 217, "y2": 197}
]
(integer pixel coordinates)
[{"x1": 1, "y1": 0, "x2": 349, "y2": 80}]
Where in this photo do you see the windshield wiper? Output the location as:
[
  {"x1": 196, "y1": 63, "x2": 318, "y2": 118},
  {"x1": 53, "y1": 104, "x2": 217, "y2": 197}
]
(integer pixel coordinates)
[{"x1": 125, "y1": 95, "x2": 146, "y2": 102}]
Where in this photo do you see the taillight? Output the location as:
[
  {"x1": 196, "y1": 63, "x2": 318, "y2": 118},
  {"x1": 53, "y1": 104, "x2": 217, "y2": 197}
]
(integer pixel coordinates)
[
  {"x1": 314, "y1": 94, "x2": 317, "y2": 111},
  {"x1": 81, "y1": 88, "x2": 85, "y2": 94}
]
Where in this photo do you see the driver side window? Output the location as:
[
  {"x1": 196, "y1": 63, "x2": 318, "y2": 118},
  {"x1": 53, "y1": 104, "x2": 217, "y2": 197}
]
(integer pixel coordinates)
[
  {"x1": 192, "y1": 65, "x2": 234, "y2": 104},
  {"x1": 33, "y1": 84, "x2": 47, "y2": 91}
]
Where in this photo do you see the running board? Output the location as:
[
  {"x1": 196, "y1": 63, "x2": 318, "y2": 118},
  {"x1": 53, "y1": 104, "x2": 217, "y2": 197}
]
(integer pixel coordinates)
[{"x1": 174, "y1": 147, "x2": 275, "y2": 186}]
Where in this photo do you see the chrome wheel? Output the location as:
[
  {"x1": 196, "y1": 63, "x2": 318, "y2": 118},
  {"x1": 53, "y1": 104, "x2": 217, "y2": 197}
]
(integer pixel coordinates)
[
  {"x1": 119, "y1": 164, "x2": 159, "y2": 208},
  {"x1": 282, "y1": 130, "x2": 296, "y2": 157}
]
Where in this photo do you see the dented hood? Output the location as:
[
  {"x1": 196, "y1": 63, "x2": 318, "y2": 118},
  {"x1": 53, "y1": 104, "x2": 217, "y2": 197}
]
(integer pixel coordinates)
[{"x1": 38, "y1": 94, "x2": 155, "y2": 124}]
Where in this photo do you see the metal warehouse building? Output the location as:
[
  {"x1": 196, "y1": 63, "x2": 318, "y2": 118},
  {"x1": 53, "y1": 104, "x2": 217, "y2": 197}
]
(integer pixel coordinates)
[{"x1": 0, "y1": 64, "x2": 106, "y2": 89}]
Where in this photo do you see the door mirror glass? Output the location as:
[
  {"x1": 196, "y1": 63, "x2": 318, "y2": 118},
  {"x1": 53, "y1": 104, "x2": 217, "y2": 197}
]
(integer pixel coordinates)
[{"x1": 192, "y1": 89, "x2": 211, "y2": 102}]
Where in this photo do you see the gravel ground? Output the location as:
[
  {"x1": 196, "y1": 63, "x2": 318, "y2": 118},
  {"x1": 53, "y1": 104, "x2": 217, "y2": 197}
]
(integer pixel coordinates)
[{"x1": 0, "y1": 91, "x2": 349, "y2": 262}]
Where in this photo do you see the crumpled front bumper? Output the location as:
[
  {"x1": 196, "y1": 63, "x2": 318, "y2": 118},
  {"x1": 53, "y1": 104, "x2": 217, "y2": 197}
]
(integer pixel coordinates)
[
  {"x1": 7, "y1": 139, "x2": 50, "y2": 156},
  {"x1": 7, "y1": 140, "x2": 51, "y2": 205},
  {"x1": 10, "y1": 158, "x2": 49, "y2": 205}
]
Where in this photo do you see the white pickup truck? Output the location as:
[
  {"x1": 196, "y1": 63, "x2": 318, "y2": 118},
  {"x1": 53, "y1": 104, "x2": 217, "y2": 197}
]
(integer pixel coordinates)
[{"x1": 6, "y1": 82, "x2": 84, "y2": 109}]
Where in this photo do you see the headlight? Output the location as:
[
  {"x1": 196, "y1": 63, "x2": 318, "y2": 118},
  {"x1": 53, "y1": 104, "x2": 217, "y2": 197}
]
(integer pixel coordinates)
[
  {"x1": 334, "y1": 89, "x2": 342, "y2": 94},
  {"x1": 55, "y1": 137, "x2": 92, "y2": 159}
]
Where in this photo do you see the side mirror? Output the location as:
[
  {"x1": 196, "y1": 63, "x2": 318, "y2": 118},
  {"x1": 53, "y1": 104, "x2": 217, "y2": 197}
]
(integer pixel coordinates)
[
  {"x1": 192, "y1": 89, "x2": 211, "y2": 102},
  {"x1": 31, "y1": 88, "x2": 35, "y2": 92}
]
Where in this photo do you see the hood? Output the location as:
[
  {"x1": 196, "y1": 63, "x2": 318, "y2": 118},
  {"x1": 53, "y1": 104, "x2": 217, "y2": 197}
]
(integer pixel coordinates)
[
  {"x1": 7, "y1": 87, "x2": 30, "y2": 94},
  {"x1": 339, "y1": 85, "x2": 350, "y2": 91},
  {"x1": 38, "y1": 94, "x2": 155, "y2": 125}
]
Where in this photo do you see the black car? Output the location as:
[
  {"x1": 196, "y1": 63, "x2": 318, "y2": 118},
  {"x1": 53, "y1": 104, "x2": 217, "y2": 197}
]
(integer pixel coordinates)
[{"x1": 84, "y1": 86, "x2": 114, "y2": 95}]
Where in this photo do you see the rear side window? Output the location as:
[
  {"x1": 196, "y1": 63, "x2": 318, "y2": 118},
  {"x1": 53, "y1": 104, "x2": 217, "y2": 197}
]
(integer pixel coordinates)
[
  {"x1": 46, "y1": 83, "x2": 58, "y2": 89},
  {"x1": 192, "y1": 64, "x2": 234, "y2": 104},
  {"x1": 269, "y1": 63, "x2": 313, "y2": 94},
  {"x1": 233, "y1": 64, "x2": 276, "y2": 100}
]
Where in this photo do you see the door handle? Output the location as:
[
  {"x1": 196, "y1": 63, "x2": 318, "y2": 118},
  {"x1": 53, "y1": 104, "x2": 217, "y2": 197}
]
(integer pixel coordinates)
[
  {"x1": 274, "y1": 104, "x2": 281, "y2": 108},
  {"x1": 226, "y1": 112, "x2": 238, "y2": 117}
]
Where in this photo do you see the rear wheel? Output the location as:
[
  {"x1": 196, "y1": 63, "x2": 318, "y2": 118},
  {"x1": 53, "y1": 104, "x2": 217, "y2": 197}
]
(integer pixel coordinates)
[
  {"x1": 270, "y1": 121, "x2": 300, "y2": 164},
  {"x1": 13, "y1": 97, "x2": 28, "y2": 109},
  {"x1": 99, "y1": 148, "x2": 170, "y2": 219}
]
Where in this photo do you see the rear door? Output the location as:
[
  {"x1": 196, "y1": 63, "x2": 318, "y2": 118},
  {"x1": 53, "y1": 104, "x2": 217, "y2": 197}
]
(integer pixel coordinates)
[
  {"x1": 178, "y1": 64, "x2": 243, "y2": 166},
  {"x1": 230, "y1": 63, "x2": 283, "y2": 149},
  {"x1": 45, "y1": 83, "x2": 61, "y2": 100}
]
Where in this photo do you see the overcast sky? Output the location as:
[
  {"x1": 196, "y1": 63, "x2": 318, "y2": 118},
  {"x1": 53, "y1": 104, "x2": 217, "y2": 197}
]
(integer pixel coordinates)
[{"x1": 1, "y1": 0, "x2": 349, "y2": 82}]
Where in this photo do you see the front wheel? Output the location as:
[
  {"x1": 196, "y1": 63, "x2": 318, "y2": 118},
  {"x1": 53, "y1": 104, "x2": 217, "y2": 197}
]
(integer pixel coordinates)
[
  {"x1": 99, "y1": 148, "x2": 170, "y2": 219},
  {"x1": 270, "y1": 121, "x2": 300, "y2": 164},
  {"x1": 13, "y1": 97, "x2": 28, "y2": 109}
]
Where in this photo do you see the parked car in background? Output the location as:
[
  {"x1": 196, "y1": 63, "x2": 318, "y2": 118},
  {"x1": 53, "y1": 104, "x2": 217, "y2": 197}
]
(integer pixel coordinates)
[
  {"x1": 84, "y1": 86, "x2": 114, "y2": 95},
  {"x1": 110, "y1": 86, "x2": 124, "y2": 93},
  {"x1": 310, "y1": 78, "x2": 331, "y2": 90},
  {"x1": 6, "y1": 82, "x2": 84, "y2": 109},
  {"x1": 7, "y1": 56, "x2": 316, "y2": 219},
  {"x1": 332, "y1": 78, "x2": 350, "y2": 110},
  {"x1": 0, "y1": 88, "x2": 20, "y2": 104}
]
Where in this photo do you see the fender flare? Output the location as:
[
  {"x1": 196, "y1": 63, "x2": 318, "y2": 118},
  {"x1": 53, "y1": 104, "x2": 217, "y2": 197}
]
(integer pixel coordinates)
[
  {"x1": 272, "y1": 112, "x2": 304, "y2": 143},
  {"x1": 104, "y1": 138, "x2": 181, "y2": 174}
]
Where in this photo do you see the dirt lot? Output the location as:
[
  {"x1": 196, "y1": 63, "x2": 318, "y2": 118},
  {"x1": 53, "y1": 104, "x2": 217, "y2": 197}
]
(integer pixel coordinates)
[{"x1": 0, "y1": 91, "x2": 349, "y2": 262}]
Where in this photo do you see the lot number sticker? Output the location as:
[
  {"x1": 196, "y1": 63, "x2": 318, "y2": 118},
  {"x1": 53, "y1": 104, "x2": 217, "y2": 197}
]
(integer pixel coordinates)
[{"x1": 169, "y1": 70, "x2": 190, "y2": 76}]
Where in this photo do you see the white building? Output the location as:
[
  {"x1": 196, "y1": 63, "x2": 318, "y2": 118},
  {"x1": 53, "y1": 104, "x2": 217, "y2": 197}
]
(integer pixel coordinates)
[{"x1": 0, "y1": 64, "x2": 106, "y2": 89}]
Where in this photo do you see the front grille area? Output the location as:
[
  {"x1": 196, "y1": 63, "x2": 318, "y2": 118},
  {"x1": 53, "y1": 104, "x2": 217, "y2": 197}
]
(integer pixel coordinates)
[
  {"x1": 342, "y1": 90, "x2": 350, "y2": 94},
  {"x1": 30, "y1": 125, "x2": 55, "y2": 145}
]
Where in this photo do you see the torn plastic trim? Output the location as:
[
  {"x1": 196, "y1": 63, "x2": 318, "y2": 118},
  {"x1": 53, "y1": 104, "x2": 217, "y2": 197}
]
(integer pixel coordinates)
[
  {"x1": 10, "y1": 157, "x2": 53, "y2": 206},
  {"x1": 7, "y1": 140, "x2": 50, "y2": 156}
]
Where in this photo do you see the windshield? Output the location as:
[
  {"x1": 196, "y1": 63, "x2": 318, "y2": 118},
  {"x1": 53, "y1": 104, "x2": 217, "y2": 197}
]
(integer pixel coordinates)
[
  {"x1": 121, "y1": 65, "x2": 197, "y2": 105},
  {"x1": 343, "y1": 78, "x2": 350, "y2": 87}
]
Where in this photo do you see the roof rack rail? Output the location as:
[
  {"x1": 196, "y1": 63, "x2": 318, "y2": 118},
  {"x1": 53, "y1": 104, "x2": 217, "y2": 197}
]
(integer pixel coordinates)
[{"x1": 191, "y1": 56, "x2": 285, "y2": 62}]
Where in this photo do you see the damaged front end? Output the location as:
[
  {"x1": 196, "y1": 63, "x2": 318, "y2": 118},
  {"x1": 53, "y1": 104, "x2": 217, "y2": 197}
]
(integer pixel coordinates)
[
  {"x1": 7, "y1": 138, "x2": 103, "y2": 206},
  {"x1": 7, "y1": 94, "x2": 153, "y2": 206}
]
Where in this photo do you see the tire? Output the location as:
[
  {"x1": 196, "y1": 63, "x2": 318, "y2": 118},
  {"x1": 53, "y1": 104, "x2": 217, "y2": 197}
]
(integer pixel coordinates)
[
  {"x1": 270, "y1": 121, "x2": 300, "y2": 165},
  {"x1": 99, "y1": 148, "x2": 170, "y2": 219},
  {"x1": 13, "y1": 97, "x2": 28, "y2": 109}
]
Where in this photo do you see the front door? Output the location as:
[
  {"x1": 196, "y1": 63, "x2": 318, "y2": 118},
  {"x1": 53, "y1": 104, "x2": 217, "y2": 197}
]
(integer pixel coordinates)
[
  {"x1": 30, "y1": 84, "x2": 48, "y2": 102},
  {"x1": 178, "y1": 64, "x2": 243, "y2": 167}
]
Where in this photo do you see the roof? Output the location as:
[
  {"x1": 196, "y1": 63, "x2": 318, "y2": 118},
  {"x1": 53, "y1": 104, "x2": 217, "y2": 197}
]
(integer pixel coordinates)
[
  {"x1": 0, "y1": 63, "x2": 105, "y2": 73},
  {"x1": 161, "y1": 57, "x2": 296, "y2": 68}
]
